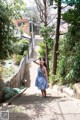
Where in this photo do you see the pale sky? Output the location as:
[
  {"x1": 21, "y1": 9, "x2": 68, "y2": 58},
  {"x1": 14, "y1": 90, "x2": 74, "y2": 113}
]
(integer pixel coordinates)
[
  {"x1": 23, "y1": 0, "x2": 36, "y2": 7},
  {"x1": 7, "y1": 0, "x2": 36, "y2": 7}
]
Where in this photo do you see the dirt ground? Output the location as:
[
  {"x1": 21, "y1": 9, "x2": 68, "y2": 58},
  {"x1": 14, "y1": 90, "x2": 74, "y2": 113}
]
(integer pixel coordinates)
[
  {"x1": 1, "y1": 86, "x2": 80, "y2": 120},
  {"x1": 0, "y1": 38, "x2": 80, "y2": 120}
]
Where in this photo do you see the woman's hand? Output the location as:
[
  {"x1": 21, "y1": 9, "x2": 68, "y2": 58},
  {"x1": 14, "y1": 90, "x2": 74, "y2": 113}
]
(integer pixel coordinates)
[
  {"x1": 33, "y1": 58, "x2": 39, "y2": 65},
  {"x1": 33, "y1": 58, "x2": 39, "y2": 62}
]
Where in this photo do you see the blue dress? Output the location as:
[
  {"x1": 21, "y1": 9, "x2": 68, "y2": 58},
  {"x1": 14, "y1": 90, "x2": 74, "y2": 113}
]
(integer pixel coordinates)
[{"x1": 35, "y1": 67, "x2": 48, "y2": 90}]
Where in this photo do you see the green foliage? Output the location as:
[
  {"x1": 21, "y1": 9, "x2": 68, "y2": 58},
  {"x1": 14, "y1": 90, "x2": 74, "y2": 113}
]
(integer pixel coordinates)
[
  {"x1": 13, "y1": 55, "x2": 23, "y2": 65},
  {"x1": 23, "y1": 51, "x2": 28, "y2": 56},
  {"x1": 39, "y1": 1, "x2": 80, "y2": 86},
  {"x1": 49, "y1": 54, "x2": 54, "y2": 84},
  {"x1": 14, "y1": 39, "x2": 29, "y2": 55},
  {"x1": 38, "y1": 27, "x2": 54, "y2": 59},
  {"x1": 0, "y1": 0, "x2": 26, "y2": 60},
  {"x1": 40, "y1": 26, "x2": 54, "y2": 44},
  {"x1": 62, "y1": 4, "x2": 80, "y2": 25},
  {"x1": 0, "y1": 0, "x2": 14, "y2": 59},
  {"x1": 13, "y1": 39, "x2": 29, "y2": 65},
  {"x1": 38, "y1": 26, "x2": 54, "y2": 58},
  {"x1": 2, "y1": 66, "x2": 15, "y2": 80},
  {"x1": 57, "y1": 27, "x2": 80, "y2": 84},
  {"x1": 37, "y1": 26, "x2": 54, "y2": 84},
  {"x1": 51, "y1": 3, "x2": 80, "y2": 85},
  {"x1": 39, "y1": 26, "x2": 54, "y2": 82},
  {"x1": 38, "y1": 41, "x2": 46, "y2": 58}
]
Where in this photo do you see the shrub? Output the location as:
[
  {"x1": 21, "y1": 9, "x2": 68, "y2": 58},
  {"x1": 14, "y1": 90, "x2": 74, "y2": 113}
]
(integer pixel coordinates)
[
  {"x1": 38, "y1": 41, "x2": 46, "y2": 58},
  {"x1": 56, "y1": 27, "x2": 80, "y2": 85},
  {"x1": 2, "y1": 66, "x2": 15, "y2": 80},
  {"x1": 13, "y1": 39, "x2": 29, "y2": 65},
  {"x1": 13, "y1": 54, "x2": 23, "y2": 65},
  {"x1": 13, "y1": 39, "x2": 29, "y2": 55}
]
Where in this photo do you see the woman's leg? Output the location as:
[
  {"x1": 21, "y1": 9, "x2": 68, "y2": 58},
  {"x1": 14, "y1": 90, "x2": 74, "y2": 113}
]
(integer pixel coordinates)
[
  {"x1": 44, "y1": 90, "x2": 46, "y2": 97},
  {"x1": 41, "y1": 90, "x2": 44, "y2": 96},
  {"x1": 41, "y1": 90, "x2": 46, "y2": 97},
  {"x1": 42, "y1": 90, "x2": 46, "y2": 97}
]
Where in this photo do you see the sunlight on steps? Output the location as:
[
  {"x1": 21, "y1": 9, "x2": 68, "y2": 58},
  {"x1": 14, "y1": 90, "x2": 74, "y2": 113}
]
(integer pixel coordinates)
[{"x1": 24, "y1": 38, "x2": 42, "y2": 95}]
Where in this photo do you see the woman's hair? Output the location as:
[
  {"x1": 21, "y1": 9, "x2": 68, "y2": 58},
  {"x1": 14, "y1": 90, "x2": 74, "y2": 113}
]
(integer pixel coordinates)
[{"x1": 39, "y1": 57, "x2": 47, "y2": 69}]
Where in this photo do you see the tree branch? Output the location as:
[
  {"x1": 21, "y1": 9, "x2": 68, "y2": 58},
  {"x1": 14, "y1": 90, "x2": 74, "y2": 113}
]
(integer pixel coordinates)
[
  {"x1": 47, "y1": 14, "x2": 57, "y2": 25},
  {"x1": 40, "y1": 11, "x2": 45, "y2": 23},
  {"x1": 61, "y1": 5, "x2": 68, "y2": 9},
  {"x1": 60, "y1": 32, "x2": 66, "y2": 35}
]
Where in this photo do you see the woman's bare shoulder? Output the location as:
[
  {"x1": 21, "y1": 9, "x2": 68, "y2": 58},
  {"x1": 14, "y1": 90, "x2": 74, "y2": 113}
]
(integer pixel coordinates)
[{"x1": 43, "y1": 66, "x2": 47, "y2": 71}]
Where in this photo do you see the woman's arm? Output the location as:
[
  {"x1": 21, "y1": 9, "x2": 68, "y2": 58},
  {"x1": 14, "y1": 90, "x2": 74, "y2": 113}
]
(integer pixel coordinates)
[{"x1": 33, "y1": 59, "x2": 39, "y2": 65}]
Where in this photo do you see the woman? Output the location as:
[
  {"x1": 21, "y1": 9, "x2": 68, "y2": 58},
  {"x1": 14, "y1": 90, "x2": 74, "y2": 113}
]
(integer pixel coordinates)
[{"x1": 33, "y1": 58, "x2": 48, "y2": 97}]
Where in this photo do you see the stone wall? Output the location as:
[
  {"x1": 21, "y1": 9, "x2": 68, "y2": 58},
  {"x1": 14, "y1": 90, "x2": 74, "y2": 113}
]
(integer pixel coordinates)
[
  {"x1": 5, "y1": 57, "x2": 26, "y2": 88},
  {"x1": 4, "y1": 42, "x2": 33, "y2": 88}
]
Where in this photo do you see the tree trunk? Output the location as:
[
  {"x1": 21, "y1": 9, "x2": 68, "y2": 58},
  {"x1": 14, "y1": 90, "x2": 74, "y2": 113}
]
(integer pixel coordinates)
[
  {"x1": 46, "y1": 42, "x2": 49, "y2": 75},
  {"x1": 53, "y1": 0, "x2": 61, "y2": 75},
  {"x1": 43, "y1": 0, "x2": 49, "y2": 76}
]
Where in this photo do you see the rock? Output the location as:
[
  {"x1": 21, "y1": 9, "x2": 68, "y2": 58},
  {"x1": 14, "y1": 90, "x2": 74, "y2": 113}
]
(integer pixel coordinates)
[
  {"x1": 53, "y1": 85, "x2": 74, "y2": 97},
  {"x1": 63, "y1": 87, "x2": 74, "y2": 97},
  {"x1": 57, "y1": 85, "x2": 66, "y2": 93},
  {"x1": 73, "y1": 83, "x2": 80, "y2": 99}
]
